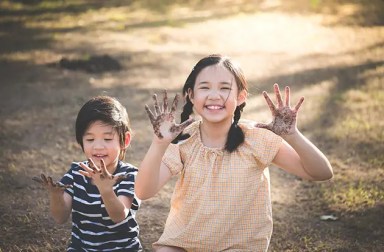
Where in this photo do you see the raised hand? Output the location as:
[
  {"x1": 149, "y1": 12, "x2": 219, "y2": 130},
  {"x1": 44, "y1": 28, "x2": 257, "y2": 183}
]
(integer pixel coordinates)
[
  {"x1": 79, "y1": 158, "x2": 127, "y2": 188},
  {"x1": 256, "y1": 83, "x2": 304, "y2": 136},
  {"x1": 32, "y1": 173, "x2": 72, "y2": 191},
  {"x1": 145, "y1": 90, "x2": 194, "y2": 141}
]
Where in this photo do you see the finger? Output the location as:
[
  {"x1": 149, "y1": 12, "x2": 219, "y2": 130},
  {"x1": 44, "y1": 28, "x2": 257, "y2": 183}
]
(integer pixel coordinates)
[
  {"x1": 79, "y1": 162, "x2": 94, "y2": 174},
  {"x1": 115, "y1": 174, "x2": 128, "y2": 184},
  {"x1": 47, "y1": 176, "x2": 55, "y2": 187},
  {"x1": 145, "y1": 104, "x2": 156, "y2": 124},
  {"x1": 274, "y1": 83, "x2": 284, "y2": 108},
  {"x1": 294, "y1": 97, "x2": 305, "y2": 112},
  {"x1": 153, "y1": 94, "x2": 161, "y2": 115},
  {"x1": 58, "y1": 183, "x2": 73, "y2": 189},
  {"x1": 255, "y1": 123, "x2": 272, "y2": 130},
  {"x1": 170, "y1": 94, "x2": 179, "y2": 114},
  {"x1": 41, "y1": 174, "x2": 49, "y2": 184},
  {"x1": 262, "y1": 91, "x2": 277, "y2": 116},
  {"x1": 163, "y1": 90, "x2": 168, "y2": 112},
  {"x1": 172, "y1": 118, "x2": 195, "y2": 133},
  {"x1": 88, "y1": 158, "x2": 100, "y2": 173},
  {"x1": 79, "y1": 169, "x2": 92, "y2": 178},
  {"x1": 100, "y1": 159, "x2": 110, "y2": 178},
  {"x1": 32, "y1": 176, "x2": 43, "y2": 184},
  {"x1": 285, "y1": 86, "x2": 290, "y2": 107}
]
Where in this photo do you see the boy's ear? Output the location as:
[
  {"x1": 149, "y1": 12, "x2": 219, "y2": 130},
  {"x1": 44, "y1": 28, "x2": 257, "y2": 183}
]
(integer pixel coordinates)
[
  {"x1": 237, "y1": 89, "x2": 247, "y2": 105},
  {"x1": 124, "y1": 132, "x2": 131, "y2": 148}
]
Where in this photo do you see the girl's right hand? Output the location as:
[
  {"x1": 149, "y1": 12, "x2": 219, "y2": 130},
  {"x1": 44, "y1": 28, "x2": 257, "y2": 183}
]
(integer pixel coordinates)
[
  {"x1": 32, "y1": 173, "x2": 72, "y2": 193},
  {"x1": 145, "y1": 90, "x2": 194, "y2": 143}
]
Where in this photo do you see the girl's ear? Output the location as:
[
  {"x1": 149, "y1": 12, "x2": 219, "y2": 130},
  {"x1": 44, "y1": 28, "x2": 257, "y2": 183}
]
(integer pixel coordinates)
[
  {"x1": 187, "y1": 88, "x2": 194, "y2": 104},
  {"x1": 123, "y1": 132, "x2": 131, "y2": 148},
  {"x1": 237, "y1": 89, "x2": 247, "y2": 105}
]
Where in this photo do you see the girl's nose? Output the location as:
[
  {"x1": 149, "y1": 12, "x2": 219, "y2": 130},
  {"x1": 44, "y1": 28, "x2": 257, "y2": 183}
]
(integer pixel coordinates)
[{"x1": 208, "y1": 89, "x2": 221, "y2": 99}]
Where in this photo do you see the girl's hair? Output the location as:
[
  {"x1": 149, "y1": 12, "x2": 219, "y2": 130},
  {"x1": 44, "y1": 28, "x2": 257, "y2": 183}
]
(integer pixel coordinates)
[
  {"x1": 173, "y1": 54, "x2": 248, "y2": 152},
  {"x1": 75, "y1": 96, "x2": 131, "y2": 160}
]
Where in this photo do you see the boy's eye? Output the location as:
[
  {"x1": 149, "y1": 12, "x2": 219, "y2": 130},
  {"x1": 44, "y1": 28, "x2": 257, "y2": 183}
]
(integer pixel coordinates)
[
  {"x1": 221, "y1": 87, "x2": 232, "y2": 90},
  {"x1": 105, "y1": 139, "x2": 113, "y2": 141}
]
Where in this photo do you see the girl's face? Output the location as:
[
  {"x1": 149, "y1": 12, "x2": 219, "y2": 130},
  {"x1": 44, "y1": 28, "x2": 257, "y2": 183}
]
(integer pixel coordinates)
[
  {"x1": 189, "y1": 64, "x2": 246, "y2": 125},
  {"x1": 82, "y1": 120, "x2": 130, "y2": 172}
]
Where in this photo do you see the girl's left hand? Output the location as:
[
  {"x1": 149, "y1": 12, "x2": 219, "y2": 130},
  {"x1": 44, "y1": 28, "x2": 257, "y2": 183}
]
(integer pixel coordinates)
[
  {"x1": 79, "y1": 158, "x2": 127, "y2": 191},
  {"x1": 256, "y1": 83, "x2": 304, "y2": 136}
]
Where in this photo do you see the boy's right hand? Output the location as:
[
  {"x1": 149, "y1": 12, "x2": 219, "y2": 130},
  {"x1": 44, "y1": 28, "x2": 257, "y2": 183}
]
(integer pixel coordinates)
[
  {"x1": 145, "y1": 90, "x2": 194, "y2": 143},
  {"x1": 32, "y1": 174, "x2": 72, "y2": 192}
]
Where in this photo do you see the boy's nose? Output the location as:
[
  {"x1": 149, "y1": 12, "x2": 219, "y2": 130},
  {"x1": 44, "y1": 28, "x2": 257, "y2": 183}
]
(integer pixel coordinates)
[{"x1": 93, "y1": 140, "x2": 105, "y2": 149}]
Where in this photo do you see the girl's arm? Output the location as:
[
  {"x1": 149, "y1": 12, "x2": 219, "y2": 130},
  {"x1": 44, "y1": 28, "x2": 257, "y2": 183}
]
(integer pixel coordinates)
[
  {"x1": 257, "y1": 84, "x2": 333, "y2": 181},
  {"x1": 135, "y1": 91, "x2": 194, "y2": 200},
  {"x1": 273, "y1": 132, "x2": 333, "y2": 181}
]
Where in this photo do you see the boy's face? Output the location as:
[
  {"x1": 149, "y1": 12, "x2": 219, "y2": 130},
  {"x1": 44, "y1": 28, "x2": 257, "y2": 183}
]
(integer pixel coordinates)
[{"x1": 82, "y1": 120, "x2": 123, "y2": 172}]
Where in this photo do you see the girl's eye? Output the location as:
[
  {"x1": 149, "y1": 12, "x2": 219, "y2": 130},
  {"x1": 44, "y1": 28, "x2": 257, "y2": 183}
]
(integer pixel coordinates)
[
  {"x1": 221, "y1": 87, "x2": 232, "y2": 90},
  {"x1": 199, "y1": 86, "x2": 209, "y2": 90},
  {"x1": 105, "y1": 139, "x2": 113, "y2": 141},
  {"x1": 85, "y1": 139, "x2": 94, "y2": 142}
]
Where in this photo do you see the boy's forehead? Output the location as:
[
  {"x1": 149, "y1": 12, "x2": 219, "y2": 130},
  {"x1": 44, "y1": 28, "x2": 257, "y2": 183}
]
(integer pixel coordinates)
[{"x1": 86, "y1": 120, "x2": 115, "y2": 133}]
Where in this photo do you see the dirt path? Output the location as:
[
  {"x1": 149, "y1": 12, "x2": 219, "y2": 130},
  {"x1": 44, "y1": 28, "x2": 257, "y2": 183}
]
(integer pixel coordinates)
[{"x1": 1, "y1": 1, "x2": 383, "y2": 251}]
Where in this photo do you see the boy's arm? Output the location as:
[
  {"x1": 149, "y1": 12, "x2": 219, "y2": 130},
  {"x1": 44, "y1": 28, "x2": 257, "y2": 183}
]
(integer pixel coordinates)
[
  {"x1": 32, "y1": 174, "x2": 72, "y2": 224},
  {"x1": 50, "y1": 190, "x2": 72, "y2": 224},
  {"x1": 99, "y1": 190, "x2": 133, "y2": 223}
]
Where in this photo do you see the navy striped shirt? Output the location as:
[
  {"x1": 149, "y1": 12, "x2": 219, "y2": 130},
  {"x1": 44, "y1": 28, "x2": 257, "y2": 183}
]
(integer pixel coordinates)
[{"x1": 60, "y1": 161, "x2": 142, "y2": 251}]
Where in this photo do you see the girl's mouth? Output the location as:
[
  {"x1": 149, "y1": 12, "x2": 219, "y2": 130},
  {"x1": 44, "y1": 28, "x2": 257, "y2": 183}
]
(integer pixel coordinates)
[{"x1": 205, "y1": 105, "x2": 224, "y2": 110}]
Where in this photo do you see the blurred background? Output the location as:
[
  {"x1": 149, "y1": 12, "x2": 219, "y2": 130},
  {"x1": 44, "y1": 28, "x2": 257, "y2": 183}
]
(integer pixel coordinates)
[{"x1": 0, "y1": 0, "x2": 383, "y2": 251}]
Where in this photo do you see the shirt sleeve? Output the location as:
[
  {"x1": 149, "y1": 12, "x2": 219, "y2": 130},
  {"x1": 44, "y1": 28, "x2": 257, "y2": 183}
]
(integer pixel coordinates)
[
  {"x1": 59, "y1": 162, "x2": 78, "y2": 197},
  {"x1": 162, "y1": 143, "x2": 183, "y2": 175},
  {"x1": 245, "y1": 126, "x2": 283, "y2": 168},
  {"x1": 116, "y1": 167, "x2": 137, "y2": 198}
]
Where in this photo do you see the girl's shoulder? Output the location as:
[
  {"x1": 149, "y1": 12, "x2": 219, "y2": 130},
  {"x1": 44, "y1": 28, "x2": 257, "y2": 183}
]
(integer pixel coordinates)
[{"x1": 238, "y1": 119, "x2": 282, "y2": 142}]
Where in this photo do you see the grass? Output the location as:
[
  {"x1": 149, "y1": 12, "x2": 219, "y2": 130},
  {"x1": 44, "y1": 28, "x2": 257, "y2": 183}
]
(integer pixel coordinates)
[{"x1": 1, "y1": 0, "x2": 383, "y2": 251}]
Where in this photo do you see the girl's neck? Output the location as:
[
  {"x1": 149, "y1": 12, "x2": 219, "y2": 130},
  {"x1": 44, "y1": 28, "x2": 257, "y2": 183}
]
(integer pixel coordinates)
[{"x1": 199, "y1": 120, "x2": 232, "y2": 149}]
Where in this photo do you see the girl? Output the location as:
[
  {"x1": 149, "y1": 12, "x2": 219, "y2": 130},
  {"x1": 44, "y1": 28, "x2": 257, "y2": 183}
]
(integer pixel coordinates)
[
  {"x1": 135, "y1": 54, "x2": 333, "y2": 252},
  {"x1": 33, "y1": 96, "x2": 142, "y2": 251}
]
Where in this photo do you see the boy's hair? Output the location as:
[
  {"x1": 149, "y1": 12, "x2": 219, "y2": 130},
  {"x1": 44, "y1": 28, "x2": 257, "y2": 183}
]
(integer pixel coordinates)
[
  {"x1": 75, "y1": 96, "x2": 131, "y2": 160},
  {"x1": 173, "y1": 54, "x2": 248, "y2": 152}
]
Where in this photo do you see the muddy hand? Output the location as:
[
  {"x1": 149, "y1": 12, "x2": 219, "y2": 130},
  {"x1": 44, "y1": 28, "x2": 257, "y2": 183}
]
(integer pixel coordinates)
[
  {"x1": 145, "y1": 90, "x2": 194, "y2": 141},
  {"x1": 256, "y1": 83, "x2": 304, "y2": 135},
  {"x1": 32, "y1": 173, "x2": 72, "y2": 189},
  {"x1": 79, "y1": 158, "x2": 127, "y2": 184}
]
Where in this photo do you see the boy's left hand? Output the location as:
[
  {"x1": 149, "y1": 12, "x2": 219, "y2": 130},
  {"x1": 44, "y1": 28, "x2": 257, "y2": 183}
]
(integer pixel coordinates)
[
  {"x1": 256, "y1": 83, "x2": 304, "y2": 136},
  {"x1": 79, "y1": 158, "x2": 127, "y2": 191}
]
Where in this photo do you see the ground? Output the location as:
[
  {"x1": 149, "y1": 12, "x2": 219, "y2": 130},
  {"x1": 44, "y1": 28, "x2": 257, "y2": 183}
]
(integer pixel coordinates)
[{"x1": 0, "y1": 0, "x2": 383, "y2": 251}]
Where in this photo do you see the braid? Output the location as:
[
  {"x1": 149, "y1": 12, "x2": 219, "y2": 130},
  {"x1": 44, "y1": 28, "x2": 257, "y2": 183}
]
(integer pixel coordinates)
[
  {"x1": 172, "y1": 98, "x2": 193, "y2": 144},
  {"x1": 225, "y1": 103, "x2": 246, "y2": 152}
]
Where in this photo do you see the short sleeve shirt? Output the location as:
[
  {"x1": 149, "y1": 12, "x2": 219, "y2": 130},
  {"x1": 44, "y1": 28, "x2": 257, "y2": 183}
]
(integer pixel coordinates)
[
  {"x1": 60, "y1": 160, "x2": 142, "y2": 251},
  {"x1": 154, "y1": 120, "x2": 282, "y2": 252}
]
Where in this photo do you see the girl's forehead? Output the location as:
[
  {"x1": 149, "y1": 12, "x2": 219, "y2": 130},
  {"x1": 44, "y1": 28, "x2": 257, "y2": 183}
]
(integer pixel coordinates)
[{"x1": 196, "y1": 64, "x2": 234, "y2": 83}]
